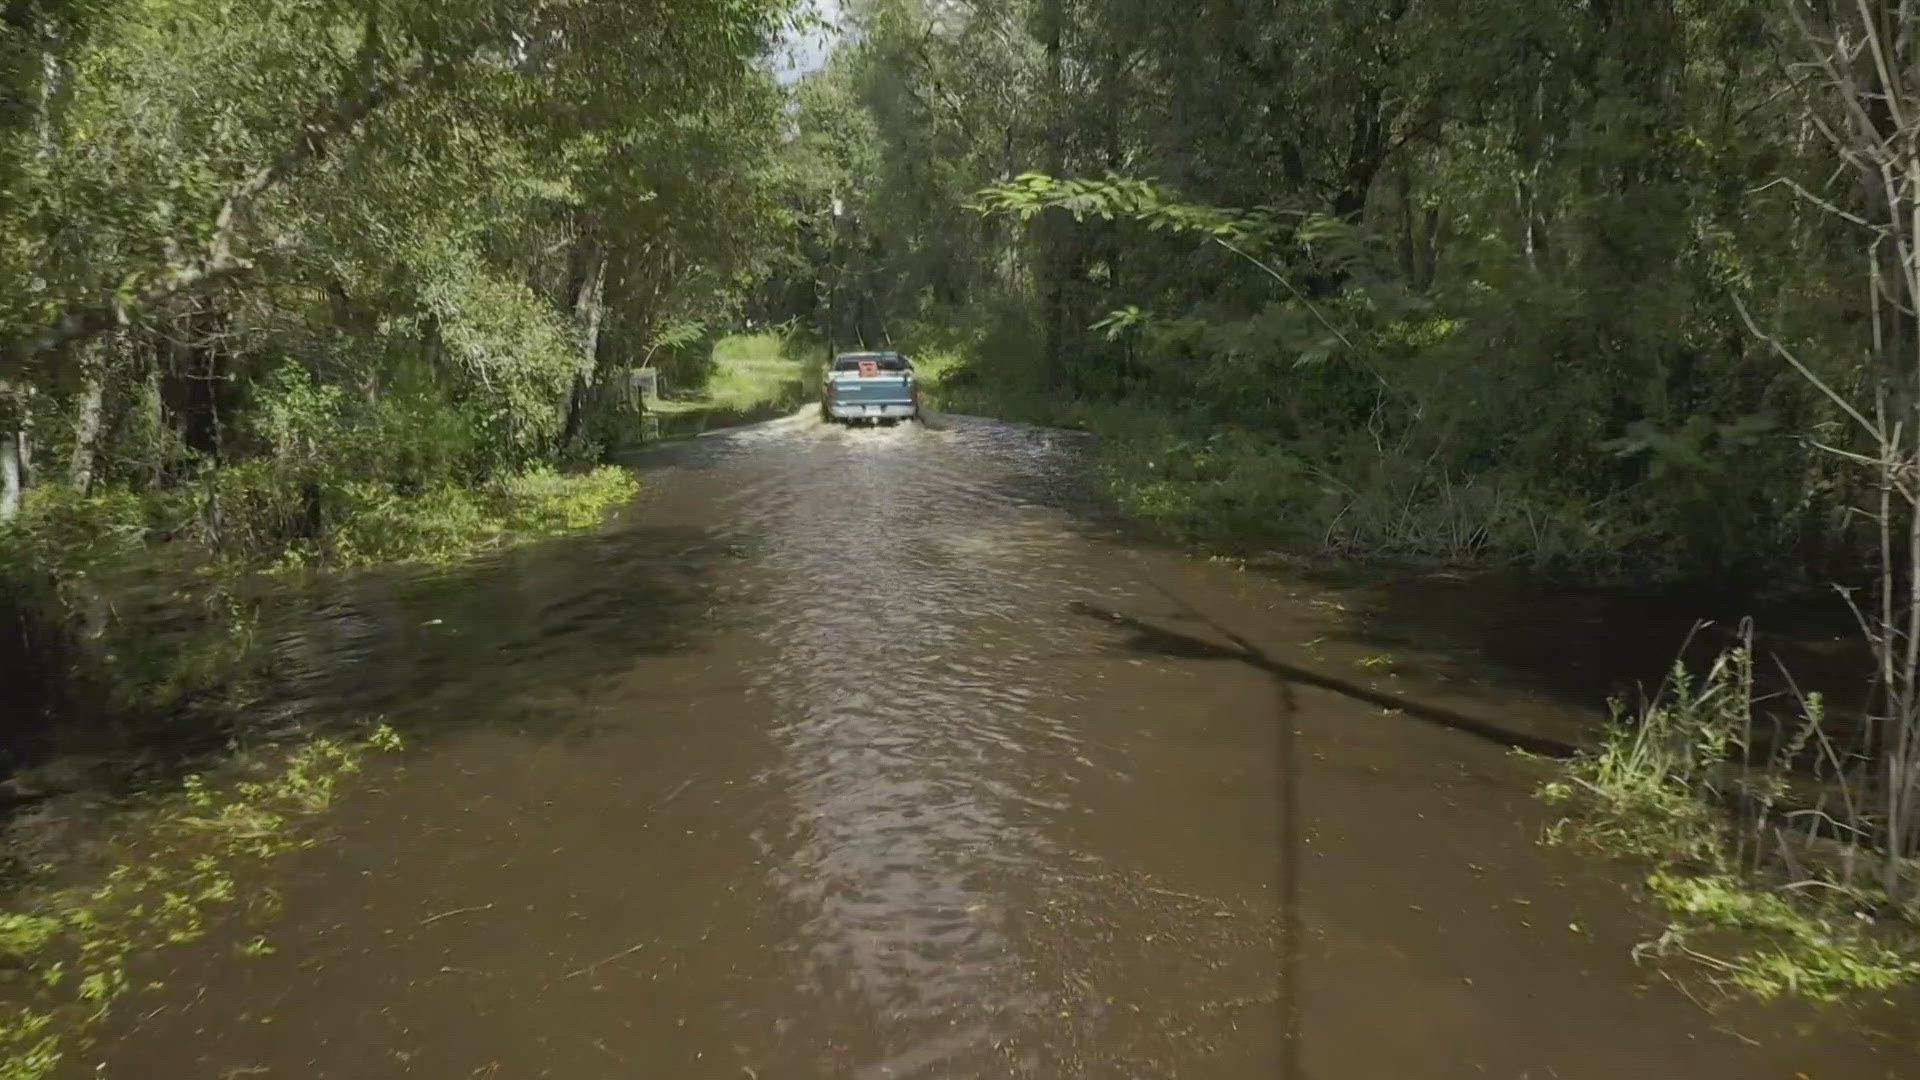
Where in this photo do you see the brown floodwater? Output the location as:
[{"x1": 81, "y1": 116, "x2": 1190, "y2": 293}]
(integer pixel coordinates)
[{"x1": 82, "y1": 412, "x2": 1913, "y2": 1078}]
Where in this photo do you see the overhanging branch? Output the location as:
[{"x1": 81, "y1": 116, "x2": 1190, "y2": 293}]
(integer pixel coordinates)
[{"x1": 11, "y1": 37, "x2": 421, "y2": 373}]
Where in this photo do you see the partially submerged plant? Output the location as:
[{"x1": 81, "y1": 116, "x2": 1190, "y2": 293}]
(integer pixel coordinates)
[
  {"x1": 1544, "y1": 624, "x2": 1920, "y2": 1002},
  {"x1": 0, "y1": 723, "x2": 402, "y2": 1080},
  {"x1": 1640, "y1": 872, "x2": 1920, "y2": 1002}
]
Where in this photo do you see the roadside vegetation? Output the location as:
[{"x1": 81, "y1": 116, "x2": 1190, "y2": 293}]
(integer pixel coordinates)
[
  {"x1": 650, "y1": 331, "x2": 817, "y2": 435},
  {"x1": 1542, "y1": 631, "x2": 1920, "y2": 1002},
  {"x1": 758, "y1": 0, "x2": 1920, "y2": 1002}
]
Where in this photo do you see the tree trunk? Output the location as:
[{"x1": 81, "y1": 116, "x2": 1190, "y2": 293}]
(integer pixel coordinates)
[
  {"x1": 327, "y1": 279, "x2": 353, "y2": 329},
  {"x1": 577, "y1": 250, "x2": 607, "y2": 367},
  {"x1": 1038, "y1": 0, "x2": 1070, "y2": 372},
  {"x1": 138, "y1": 355, "x2": 164, "y2": 490},
  {"x1": 173, "y1": 304, "x2": 227, "y2": 462},
  {"x1": 1330, "y1": 88, "x2": 1388, "y2": 225},
  {"x1": 69, "y1": 358, "x2": 105, "y2": 493},
  {"x1": 1517, "y1": 173, "x2": 1538, "y2": 272},
  {"x1": 1102, "y1": 42, "x2": 1128, "y2": 359},
  {"x1": 559, "y1": 236, "x2": 607, "y2": 452},
  {"x1": 422, "y1": 312, "x2": 446, "y2": 375},
  {"x1": 559, "y1": 374, "x2": 590, "y2": 450},
  {"x1": 1398, "y1": 165, "x2": 1417, "y2": 283},
  {"x1": 0, "y1": 430, "x2": 20, "y2": 522},
  {"x1": 0, "y1": 371, "x2": 30, "y2": 517},
  {"x1": 35, "y1": 48, "x2": 62, "y2": 163},
  {"x1": 1419, "y1": 204, "x2": 1442, "y2": 291}
]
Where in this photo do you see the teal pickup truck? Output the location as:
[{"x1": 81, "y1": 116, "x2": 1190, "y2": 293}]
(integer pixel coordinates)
[{"x1": 820, "y1": 351, "x2": 921, "y2": 426}]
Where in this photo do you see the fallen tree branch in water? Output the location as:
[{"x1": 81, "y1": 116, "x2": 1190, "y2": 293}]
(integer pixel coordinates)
[
  {"x1": 1065, "y1": 600, "x2": 1580, "y2": 759},
  {"x1": 420, "y1": 903, "x2": 494, "y2": 926},
  {"x1": 562, "y1": 941, "x2": 648, "y2": 981}
]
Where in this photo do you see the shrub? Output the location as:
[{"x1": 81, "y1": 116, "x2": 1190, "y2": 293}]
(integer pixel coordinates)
[
  {"x1": 1542, "y1": 630, "x2": 1920, "y2": 1002},
  {"x1": 492, "y1": 466, "x2": 637, "y2": 536},
  {"x1": 330, "y1": 483, "x2": 494, "y2": 567}
]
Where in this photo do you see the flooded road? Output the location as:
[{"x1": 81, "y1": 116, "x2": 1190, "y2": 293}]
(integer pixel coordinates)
[{"x1": 89, "y1": 413, "x2": 1910, "y2": 1078}]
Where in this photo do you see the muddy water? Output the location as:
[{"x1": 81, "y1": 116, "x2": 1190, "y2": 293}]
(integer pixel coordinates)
[{"x1": 87, "y1": 414, "x2": 1910, "y2": 1078}]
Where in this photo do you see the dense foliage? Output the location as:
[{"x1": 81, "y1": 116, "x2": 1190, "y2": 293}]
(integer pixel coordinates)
[
  {"x1": 768, "y1": 0, "x2": 1888, "y2": 585},
  {"x1": 0, "y1": 0, "x2": 791, "y2": 529},
  {"x1": 0, "y1": 0, "x2": 797, "y2": 758}
]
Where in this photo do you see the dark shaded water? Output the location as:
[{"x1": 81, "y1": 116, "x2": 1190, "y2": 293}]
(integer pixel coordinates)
[{"x1": 83, "y1": 413, "x2": 1912, "y2": 1077}]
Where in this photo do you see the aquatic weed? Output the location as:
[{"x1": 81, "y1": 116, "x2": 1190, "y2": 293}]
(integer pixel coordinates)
[{"x1": 0, "y1": 724, "x2": 403, "y2": 1079}]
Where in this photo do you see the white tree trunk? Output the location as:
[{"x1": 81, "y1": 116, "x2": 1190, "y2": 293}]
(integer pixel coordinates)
[
  {"x1": 69, "y1": 365, "x2": 105, "y2": 494},
  {"x1": 0, "y1": 431, "x2": 21, "y2": 522},
  {"x1": 577, "y1": 251, "x2": 607, "y2": 365}
]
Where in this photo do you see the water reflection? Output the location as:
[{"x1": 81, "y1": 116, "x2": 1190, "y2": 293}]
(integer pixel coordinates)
[{"x1": 727, "y1": 421, "x2": 1097, "y2": 1066}]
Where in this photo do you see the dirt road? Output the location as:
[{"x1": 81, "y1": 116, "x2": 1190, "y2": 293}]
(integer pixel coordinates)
[{"x1": 85, "y1": 413, "x2": 1911, "y2": 1078}]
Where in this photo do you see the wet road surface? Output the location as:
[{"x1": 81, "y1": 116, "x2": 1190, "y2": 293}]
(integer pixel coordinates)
[{"x1": 87, "y1": 413, "x2": 1912, "y2": 1078}]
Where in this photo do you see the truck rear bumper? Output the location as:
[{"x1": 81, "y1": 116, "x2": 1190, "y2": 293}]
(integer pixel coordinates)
[{"x1": 825, "y1": 402, "x2": 918, "y2": 421}]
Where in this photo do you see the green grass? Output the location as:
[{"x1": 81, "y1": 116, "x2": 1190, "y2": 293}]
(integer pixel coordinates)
[
  {"x1": 897, "y1": 343, "x2": 964, "y2": 391},
  {"x1": 651, "y1": 332, "x2": 808, "y2": 418},
  {"x1": 917, "y1": 372, "x2": 1637, "y2": 573},
  {"x1": 1539, "y1": 636, "x2": 1920, "y2": 1003},
  {"x1": 323, "y1": 465, "x2": 638, "y2": 568},
  {"x1": 897, "y1": 305, "x2": 1640, "y2": 573}
]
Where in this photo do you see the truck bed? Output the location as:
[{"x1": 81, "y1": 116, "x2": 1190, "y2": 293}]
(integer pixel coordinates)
[{"x1": 823, "y1": 367, "x2": 918, "y2": 423}]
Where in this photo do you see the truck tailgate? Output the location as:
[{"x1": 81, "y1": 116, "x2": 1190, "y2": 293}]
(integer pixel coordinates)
[{"x1": 829, "y1": 374, "x2": 914, "y2": 403}]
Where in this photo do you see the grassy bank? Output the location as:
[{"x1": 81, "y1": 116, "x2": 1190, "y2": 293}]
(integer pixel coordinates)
[
  {"x1": 1541, "y1": 635, "x2": 1920, "y2": 1003},
  {"x1": 939, "y1": 393, "x2": 1630, "y2": 577},
  {"x1": 649, "y1": 332, "x2": 813, "y2": 436},
  {"x1": 903, "y1": 302, "x2": 1847, "y2": 591}
]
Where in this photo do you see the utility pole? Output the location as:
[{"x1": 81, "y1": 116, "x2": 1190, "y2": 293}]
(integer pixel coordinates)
[{"x1": 824, "y1": 195, "x2": 845, "y2": 361}]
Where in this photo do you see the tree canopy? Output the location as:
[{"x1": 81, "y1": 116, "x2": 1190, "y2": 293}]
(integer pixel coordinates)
[
  {"x1": 760, "y1": 0, "x2": 1901, "y2": 582},
  {"x1": 0, "y1": 0, "x2": 797, "y2": 532}
]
